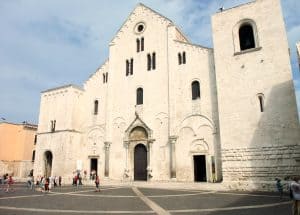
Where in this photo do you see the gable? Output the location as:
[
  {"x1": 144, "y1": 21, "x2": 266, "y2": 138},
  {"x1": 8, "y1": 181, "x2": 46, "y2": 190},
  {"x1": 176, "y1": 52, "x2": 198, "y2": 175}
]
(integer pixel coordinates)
[{"x1": 110, "y1": 3, "x2": 173, "y2": 45}]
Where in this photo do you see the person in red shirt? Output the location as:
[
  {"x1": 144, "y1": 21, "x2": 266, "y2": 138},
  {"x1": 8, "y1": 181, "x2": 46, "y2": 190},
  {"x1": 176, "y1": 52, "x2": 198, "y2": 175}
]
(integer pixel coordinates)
[
  {"x1": 5, "y1": 176, "x2": 14, "y2": 193},
  {"x1": 44, "y1": 178, "x2": 50, "y2": 192}
]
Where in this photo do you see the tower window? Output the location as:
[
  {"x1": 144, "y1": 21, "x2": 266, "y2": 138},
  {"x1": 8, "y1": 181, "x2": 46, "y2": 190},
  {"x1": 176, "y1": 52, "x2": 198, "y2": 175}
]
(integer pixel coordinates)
[
  {"x1": 105, "y1": 72, "x2": 108, "y2": 83},
  {"x1": 94, "y1": 100, "x2": 99, "y2": 115},
  {"x1": 192, "y1": 81, "x2": 200, "y2": 100},
  {"x1": 258, "y1": 94, "x2": 264, "y2": 112},
  {"x1": 239, "y1": 24, "x2": 255, "y2": 51},
  {"x1": 103, "y1": 73, "x2": 105, "y2": 83},
  {"x1": 137, "y1": 88, "x2": 143, "y2": 105},
  {"x1": 51, "y1": 120, "x2": 56, "y2": 132}
]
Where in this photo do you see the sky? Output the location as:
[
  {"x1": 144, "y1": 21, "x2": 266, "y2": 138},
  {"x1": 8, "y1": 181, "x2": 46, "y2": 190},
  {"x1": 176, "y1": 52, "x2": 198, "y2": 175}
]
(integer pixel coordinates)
[{"x1": 0, "y1": 0, "x2": 299, "y2": 124}]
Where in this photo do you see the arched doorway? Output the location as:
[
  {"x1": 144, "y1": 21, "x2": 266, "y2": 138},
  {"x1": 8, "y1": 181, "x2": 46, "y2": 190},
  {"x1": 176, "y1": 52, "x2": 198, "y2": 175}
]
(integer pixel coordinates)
[
  {"x1": 134, "y1": 144, "x2": 147, "y2": 181},
  {"x1": 44, "y1": 151, "x2": 53, "y2": 178}
]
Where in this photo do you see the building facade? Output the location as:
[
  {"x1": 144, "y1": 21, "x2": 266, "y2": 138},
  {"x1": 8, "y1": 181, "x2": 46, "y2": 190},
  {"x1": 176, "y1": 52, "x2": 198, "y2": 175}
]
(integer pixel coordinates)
[
  {"x1": 0, "y1": 122, "x2": 37, "y2": 178},
  {"x1": 34, "y1": 0, "x2": 300, "y2": 190}
]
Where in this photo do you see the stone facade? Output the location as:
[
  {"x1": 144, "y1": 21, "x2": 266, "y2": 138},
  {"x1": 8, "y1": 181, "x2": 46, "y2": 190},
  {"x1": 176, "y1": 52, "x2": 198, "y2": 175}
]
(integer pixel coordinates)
[{"x1": 34, "y1": 0, "x2": 300, "y2": 190}]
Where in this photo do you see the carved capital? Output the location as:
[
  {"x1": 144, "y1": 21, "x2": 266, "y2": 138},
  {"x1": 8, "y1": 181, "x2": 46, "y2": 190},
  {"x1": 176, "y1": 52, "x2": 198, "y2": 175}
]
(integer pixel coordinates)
[
  {"x1": 104, "y1": 141, "x2": 111, "y2": 150},
  {"x1": 169, "y1": 136, "x2": 178, "y2": 144},
  {"x1": 147, "y1": 138, "x2": 155, "y2": 145}
]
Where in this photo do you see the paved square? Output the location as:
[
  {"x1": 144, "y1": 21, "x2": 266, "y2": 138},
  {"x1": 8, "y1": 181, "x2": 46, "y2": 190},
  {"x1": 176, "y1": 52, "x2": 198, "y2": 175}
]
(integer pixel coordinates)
[{"x1": 0, "y1": 183, "x2": 291, "y2": 215}]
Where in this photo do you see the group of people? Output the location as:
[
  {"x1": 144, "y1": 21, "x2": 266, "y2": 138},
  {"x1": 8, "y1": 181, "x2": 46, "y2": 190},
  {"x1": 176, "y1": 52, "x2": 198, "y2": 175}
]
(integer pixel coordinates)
[
  {"x1": 72, "y1": 172, "x2": 83, "y2": 186},
  {"x1": 276, "y1": 176, "x2": 300, "y2": 215},
  {"x1": 35, "y1": 175, "x2": 62, "y2": 192},
  {"x1": 0, "y1": 174, "x2": 14, "y2": 192},
  {"x1": 72, "y1": 170, "x2": 100, "y2": 192}
]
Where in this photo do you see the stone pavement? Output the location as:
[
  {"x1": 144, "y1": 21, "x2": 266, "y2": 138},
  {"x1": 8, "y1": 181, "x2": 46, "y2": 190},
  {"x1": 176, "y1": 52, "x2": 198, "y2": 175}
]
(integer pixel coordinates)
[{"x1": 0, "y1": 182, "x2": 292, "y2": 215}]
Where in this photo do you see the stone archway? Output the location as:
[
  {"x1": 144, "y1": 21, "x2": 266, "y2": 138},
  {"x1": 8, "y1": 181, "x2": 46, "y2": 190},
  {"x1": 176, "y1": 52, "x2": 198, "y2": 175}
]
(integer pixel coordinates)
[
  {"x1": 123, "y1": 113, "x2": 155, "y2": 181},
  {"x1": 44, "y1": 151, "x2": 53, "y2": 178}
]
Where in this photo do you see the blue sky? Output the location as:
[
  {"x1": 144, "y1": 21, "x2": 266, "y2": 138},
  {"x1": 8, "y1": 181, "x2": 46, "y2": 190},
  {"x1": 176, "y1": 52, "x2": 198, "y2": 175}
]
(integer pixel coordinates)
[{"x1": 0, "y1": 0, "x2": 299, "y2": 124}]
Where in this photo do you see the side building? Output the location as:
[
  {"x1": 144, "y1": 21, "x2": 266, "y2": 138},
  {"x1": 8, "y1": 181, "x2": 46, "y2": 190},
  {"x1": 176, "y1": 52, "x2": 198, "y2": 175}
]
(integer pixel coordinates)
[{"x1": 0, "y1": 122, "x2": 37, "y2": 178}]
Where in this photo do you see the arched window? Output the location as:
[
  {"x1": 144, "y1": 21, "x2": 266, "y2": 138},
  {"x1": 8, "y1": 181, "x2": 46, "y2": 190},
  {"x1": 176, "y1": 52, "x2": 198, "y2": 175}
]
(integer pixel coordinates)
[
  {"x1": 182, "y1": 52, "x2": 186, "y2": 64},
  {"x1": 50, "y1": 120, "x2": 56, "y2": 132},
  {"x1": 126, "y1": 60, "x2": 129, "y2": 76},
  {"x1": 137, "y1": 88, "x2": 143, "y2": 105},
  {"x1": 178, "y1": 53, "x2": 182, "y2": 65},
  {"x1": 257, "y1": 94, "x2": 264, "y2": 112},
  {"x1": 32, "y1": 150, "x2": 35, "y2": 162},
  {"x1": 147, "y1": 54, "x2": 151, "y2": 71},
  {"x1": 130, "y1": 58, "x2": 133, "y2": 75},
  {"x1": 239, "y1": 24, "x2": 255, "y2": 51},
  {"x1": 152, "y1": 52, "x2": 156, "y2": 70},
  {"x1": 141, "y1": 37, "x2": 144, "y2": 51},
  {"x1": 103, "y1": 73, "x2": 105, "y2": 83},
  {"x1": 94, "y1": 100, "x2": 99, "y2": 115},
  {"x1": 192, "y1": 81, "x2": 200, "y2": 100},
  {"x1": 136, "y1": 39, "x2": 140, "y2": 52}
]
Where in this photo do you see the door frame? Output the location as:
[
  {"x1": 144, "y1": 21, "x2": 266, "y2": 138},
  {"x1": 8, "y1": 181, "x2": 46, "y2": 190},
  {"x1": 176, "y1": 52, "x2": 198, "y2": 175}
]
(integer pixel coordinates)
[
  {"x1": 134, "y1": 143, "x2": 148, "y2": 181},
  {"x1": 192, "y1": 154, "x2": 208, "y2": 182}
]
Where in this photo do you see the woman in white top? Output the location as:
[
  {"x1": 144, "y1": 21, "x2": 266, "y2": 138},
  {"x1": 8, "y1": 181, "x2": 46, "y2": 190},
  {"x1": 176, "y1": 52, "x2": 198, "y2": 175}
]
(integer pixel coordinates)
[{"x1": 290, "y1": 176, "x2": 300, "y2": 215}]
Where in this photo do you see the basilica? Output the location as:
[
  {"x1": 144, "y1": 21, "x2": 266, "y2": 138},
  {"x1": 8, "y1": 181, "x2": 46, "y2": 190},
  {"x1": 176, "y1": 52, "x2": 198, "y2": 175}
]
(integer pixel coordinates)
[{"x1": 34, "y1": 0, "x2": 300, "y2": 190}]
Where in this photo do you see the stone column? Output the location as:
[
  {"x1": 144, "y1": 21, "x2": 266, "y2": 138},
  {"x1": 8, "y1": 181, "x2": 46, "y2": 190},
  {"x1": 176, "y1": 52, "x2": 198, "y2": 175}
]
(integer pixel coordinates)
[
  {"x1": 147, "y1": 140, "x2": 154, "y2": 179},
  {"x1": 124, "y1": 141, "x2": 130, "y2": 178},
  {"x1": 169, "y1": 136, "x2": 178, "y2": 179},
  {"x1": 104, "y1": 142, "x2": 111, "y2": 177}
]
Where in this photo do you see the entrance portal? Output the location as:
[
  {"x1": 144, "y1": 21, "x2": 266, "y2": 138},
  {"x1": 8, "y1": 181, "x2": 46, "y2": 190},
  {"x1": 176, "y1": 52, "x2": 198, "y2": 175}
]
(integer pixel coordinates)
[
  {"x1": 134, "y1": 144, "x2": 147, "y2": 181},
  {"x1": 194, "y1": 155, "x2": 206, "y2": 182},
  {"x1": 44, "y1": 151, "x2": 53, "y2": 178},
  {"x1": 90, "y1": 158, "x2": 98, "y2": 176}
]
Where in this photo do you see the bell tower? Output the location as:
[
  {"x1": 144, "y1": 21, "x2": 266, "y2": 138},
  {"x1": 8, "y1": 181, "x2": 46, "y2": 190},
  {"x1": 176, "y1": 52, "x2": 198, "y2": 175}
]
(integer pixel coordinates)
[{"x1": 212, "y1": 0, "x2": 300, "y2": 188}]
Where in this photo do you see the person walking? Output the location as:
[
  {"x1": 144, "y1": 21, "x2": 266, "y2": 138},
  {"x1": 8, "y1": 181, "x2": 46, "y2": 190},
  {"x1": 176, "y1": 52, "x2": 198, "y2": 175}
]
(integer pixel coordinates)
[
  {"x1": 275, "y1": 178, "x2": 283, "y2": 199},
  {"x1": 58, "y1": 176, "x2": 62, "y2": 187},
  {"x1": 5, "y1": 176, "x2": 14, "y2": 193},
  {"x1": 290, "y1": 176, "x2": 300, "y2": 215},
  {"x1": 95, "y1": 174, "x2": 100, "y2": 192}
]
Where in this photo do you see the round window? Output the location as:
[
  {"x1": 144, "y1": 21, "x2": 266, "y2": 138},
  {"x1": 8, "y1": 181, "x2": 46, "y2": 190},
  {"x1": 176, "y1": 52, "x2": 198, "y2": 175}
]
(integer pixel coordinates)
[
  {"x1": 137, "y1": 24, "x2": 144, "y2": 32},
  {"x1": 135, "y1": 22, "x2": 146, "y2": 34}
]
